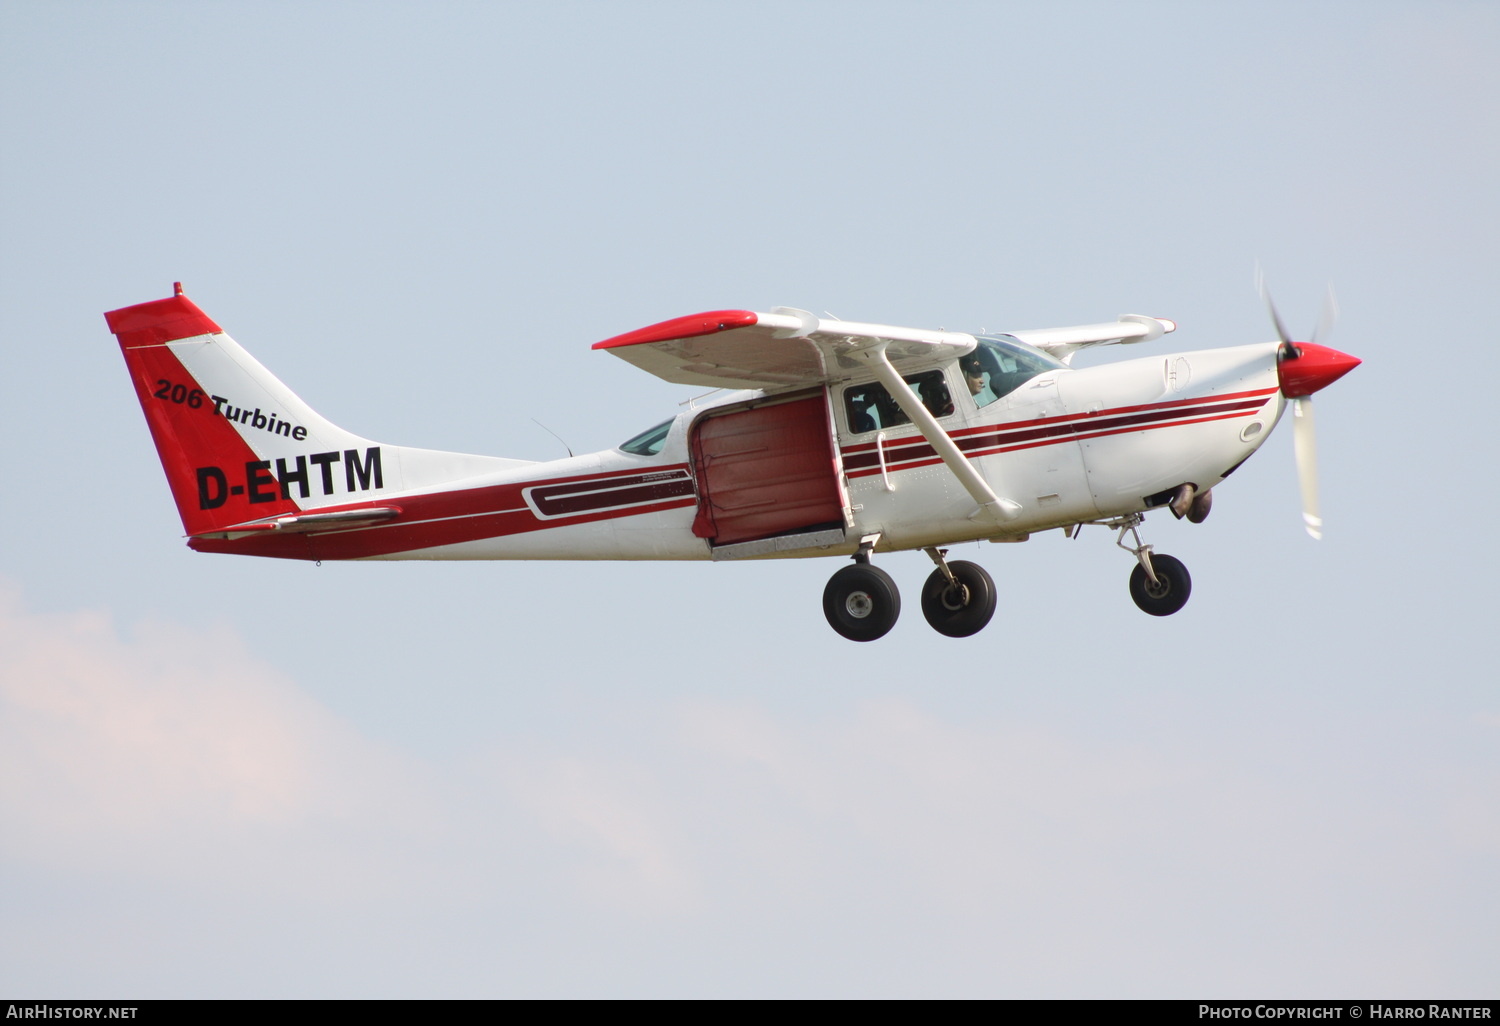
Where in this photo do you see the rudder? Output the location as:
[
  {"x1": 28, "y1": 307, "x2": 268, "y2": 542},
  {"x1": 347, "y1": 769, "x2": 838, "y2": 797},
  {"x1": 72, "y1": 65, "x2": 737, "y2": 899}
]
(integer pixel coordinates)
[{"x1": 106, "y1": 284, "x2": 378, "y2": 537}]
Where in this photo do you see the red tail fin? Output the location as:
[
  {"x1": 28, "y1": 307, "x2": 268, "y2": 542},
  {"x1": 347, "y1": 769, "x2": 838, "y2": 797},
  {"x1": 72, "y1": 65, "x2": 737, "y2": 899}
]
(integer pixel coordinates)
[
  {"x1": 110, "y1": 285, "x2": 528, "y2": 549},
  {"x1": 107, "y1": 287, "x2": 302, "y2": 536}
]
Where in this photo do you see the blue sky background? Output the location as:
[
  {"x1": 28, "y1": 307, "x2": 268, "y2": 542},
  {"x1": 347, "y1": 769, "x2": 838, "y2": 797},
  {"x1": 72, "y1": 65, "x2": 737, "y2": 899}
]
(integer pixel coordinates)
[{"x1": 2, "y1": 0, "x2": 1497, "y2": 997}]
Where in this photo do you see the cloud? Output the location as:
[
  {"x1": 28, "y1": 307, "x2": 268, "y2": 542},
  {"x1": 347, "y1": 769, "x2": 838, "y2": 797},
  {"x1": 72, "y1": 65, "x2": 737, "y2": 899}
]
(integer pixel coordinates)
[
  {"x1": 675, "y1": 697, "x2": 1176, "y2": 915},
  {"x1": 0, "y1": 586, "x2": 332, "y2": 846},
  {"x1": 0, "y1": 580, "x2": 701, "y2": 920},
  {"x1": 495, "y1": 753, "x2": 702, "y2": 915},
  {"x1": 0, "y1": 581, "x2": 454, "y2": 911},
  {"x1": 2, "y1": 581, "x2": 1495, "y2": 996}
]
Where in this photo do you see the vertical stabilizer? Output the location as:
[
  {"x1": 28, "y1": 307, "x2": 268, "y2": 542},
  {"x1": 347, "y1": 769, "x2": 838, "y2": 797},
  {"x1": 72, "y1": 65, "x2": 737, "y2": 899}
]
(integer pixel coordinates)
[{"x1": 108, "y1": 286, "x2": 395, "y2": 537}]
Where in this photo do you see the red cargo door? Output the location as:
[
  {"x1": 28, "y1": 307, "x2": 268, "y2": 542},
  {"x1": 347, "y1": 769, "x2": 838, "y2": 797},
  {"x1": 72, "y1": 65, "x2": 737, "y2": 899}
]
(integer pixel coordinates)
[{"x1": 691, "y1": 394, "x2": 845, "y2": 546}]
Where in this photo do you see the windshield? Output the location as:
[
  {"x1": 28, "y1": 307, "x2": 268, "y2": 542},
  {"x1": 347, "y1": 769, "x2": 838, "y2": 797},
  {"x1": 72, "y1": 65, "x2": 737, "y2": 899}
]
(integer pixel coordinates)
[
  {"x1": 963, "y1": 335, "x2": 1067, "y2": 408},
  {"x1": 619, "y1": 418, "x2": 673, "y2": 456}
]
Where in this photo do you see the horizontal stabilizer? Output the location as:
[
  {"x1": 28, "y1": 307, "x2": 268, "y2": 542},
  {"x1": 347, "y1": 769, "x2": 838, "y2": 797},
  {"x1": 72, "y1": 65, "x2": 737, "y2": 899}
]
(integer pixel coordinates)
[{"x1": 190, "y1": 506, "x2": 402, "y2": 539}]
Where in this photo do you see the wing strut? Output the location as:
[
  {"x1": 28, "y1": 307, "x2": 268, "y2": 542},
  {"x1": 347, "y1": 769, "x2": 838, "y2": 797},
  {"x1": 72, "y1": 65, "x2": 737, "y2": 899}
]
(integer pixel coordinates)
[{"x1": 851, "y1": 346, "x2": 1022, "y2": 525}]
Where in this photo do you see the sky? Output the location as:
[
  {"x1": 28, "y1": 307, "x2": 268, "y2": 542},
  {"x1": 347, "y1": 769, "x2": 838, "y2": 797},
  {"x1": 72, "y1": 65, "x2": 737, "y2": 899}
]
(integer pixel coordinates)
[{"x1": 1, "y1": 0, "x2": 1497, "y2": 999}]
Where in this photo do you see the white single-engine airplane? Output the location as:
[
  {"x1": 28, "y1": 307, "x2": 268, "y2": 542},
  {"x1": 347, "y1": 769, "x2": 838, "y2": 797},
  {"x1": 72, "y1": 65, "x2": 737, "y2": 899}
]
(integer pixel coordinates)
[{"x1": 107, "y1": 284, "x2": 1358, "y2": 641}]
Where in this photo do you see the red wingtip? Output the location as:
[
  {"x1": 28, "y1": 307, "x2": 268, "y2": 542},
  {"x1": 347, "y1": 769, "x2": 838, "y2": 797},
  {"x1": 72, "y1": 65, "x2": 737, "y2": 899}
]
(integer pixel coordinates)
[{"x1": 592, "y1": 310, "x2": 758, "y2": 350}]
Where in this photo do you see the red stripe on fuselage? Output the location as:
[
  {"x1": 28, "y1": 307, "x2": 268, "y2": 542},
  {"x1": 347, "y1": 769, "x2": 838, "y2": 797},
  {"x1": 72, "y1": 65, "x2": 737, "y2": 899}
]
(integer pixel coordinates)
[
  {"x1": 839, "y1": 386, "x2": 1278, "y2": 455},
  {"x1": 842, "y1": 389, "x2": 1277, "y2": 478},
  {"x1": 529, "y1": 474, "x2": 695, "y2": 517},
  {"x1": 189, "y1": 464, "x2": 699, "y2": 560}
]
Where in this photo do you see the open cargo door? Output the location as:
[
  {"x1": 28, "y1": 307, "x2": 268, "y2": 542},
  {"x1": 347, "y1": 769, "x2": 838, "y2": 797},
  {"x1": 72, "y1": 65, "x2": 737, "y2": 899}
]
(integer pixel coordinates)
[{"x1": 690, "y1": 393, "x2": 847, "y2": 548}]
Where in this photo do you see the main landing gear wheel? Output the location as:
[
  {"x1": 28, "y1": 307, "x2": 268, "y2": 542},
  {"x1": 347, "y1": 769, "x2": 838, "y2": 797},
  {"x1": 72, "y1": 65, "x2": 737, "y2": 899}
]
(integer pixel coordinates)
[
  {"x1": 1129, "y1": 553, "x2": 1192, "y2": 616},
  {"x1": 823, "y1": 564, "x2": 901, "y2": 642},
  {"x1": 920, "y1": 560, "x2": 997, "y2": 638}
]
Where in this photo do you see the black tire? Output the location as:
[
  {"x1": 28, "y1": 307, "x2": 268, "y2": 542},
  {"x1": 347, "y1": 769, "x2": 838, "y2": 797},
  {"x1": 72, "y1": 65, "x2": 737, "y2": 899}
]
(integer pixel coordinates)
[
  {"x1": 823, "y1": 564, "x2": 901, "y2": 642},
  {"x1": 920, "y1": 560, "x2": 997, "y2": 638},
  {"x1": 1129, "y1": 553, "x2": 1192, "y2": 616}
]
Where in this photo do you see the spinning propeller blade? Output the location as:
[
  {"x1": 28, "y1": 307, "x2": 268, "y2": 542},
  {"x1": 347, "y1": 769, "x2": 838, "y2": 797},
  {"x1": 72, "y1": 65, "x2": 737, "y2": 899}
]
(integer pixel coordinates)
[
  {"x1": 1262, "y1": 270, "x2": 1359, "y2": 540},
  {"x1": 1256, "y1": 264, "x2": 1293, "y2": 347},
  {"x1": 1311, "y1": 285, "x2": 1339, "y2": 348},
  {"x1": 1291, "y1": 398, "x2": 1321, "y2": 540}
]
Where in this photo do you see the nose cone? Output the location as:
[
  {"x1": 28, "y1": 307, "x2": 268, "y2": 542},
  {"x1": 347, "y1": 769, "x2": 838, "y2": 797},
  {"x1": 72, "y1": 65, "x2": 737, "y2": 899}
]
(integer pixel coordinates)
[{"x1": 1278, "y1": 342, "x2": 1362, "y2": 398}]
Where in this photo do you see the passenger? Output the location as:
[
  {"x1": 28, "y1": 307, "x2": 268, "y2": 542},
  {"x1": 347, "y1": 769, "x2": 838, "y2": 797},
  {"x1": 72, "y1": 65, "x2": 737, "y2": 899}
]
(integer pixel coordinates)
[{"x1": 922, "y1": 378, "x2": 954, "y2": 417}]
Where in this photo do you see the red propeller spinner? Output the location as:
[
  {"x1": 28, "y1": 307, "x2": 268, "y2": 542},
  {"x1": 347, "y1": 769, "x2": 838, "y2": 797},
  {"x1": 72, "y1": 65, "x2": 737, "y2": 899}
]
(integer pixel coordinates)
[{"x1": 1277, "y1": 342, "x2": 1362, "y2": 398}]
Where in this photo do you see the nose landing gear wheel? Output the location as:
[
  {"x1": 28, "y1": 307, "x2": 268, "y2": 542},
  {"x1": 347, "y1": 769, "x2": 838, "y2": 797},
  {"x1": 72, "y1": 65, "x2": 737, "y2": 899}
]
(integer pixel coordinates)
[
  {"x1": 823, "y1": 564, "x2": 901, "y2": 641},
  {"x1": 1129, "y1": 553, "x2": 1192, "y2": 616},
  {"x1": 920, "y1": 560, "x2": 997, "y2": 637}
]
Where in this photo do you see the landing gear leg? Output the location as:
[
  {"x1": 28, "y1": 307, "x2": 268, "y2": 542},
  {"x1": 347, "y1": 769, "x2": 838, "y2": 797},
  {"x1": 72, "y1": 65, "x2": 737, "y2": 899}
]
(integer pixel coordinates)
[
  {"x1": 919, "y1": 547, "x2": 997, "y2": 638},
  {"x1": 1114, "y1": 515, "x2": 1192, "y2": 616},
  {"x1": 823, "y1": 534, "x2": 901, "y2": 641}
]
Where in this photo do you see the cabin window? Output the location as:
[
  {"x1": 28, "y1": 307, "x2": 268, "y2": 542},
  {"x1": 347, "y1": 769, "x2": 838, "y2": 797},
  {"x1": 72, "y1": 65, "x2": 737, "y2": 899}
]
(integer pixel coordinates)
[
  {"x1": 843, "y1": 370, "x2": 953, "y2": 434},
  {"x1": 964, "y1": 335, "x2": 1067, "y2": 408},
  {"x1": 620, "y1": 418, "x2": 673, "y2": 455}
]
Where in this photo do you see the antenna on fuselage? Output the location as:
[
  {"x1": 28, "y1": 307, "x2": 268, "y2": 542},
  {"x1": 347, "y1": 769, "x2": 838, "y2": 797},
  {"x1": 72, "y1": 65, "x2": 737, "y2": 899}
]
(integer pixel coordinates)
[{"x1": 531, "y1": 419, "x2": 574, "y2": 459}]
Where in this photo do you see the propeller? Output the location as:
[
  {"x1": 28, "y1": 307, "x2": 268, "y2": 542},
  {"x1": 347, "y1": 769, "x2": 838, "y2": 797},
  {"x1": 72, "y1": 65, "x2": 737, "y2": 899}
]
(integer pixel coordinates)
[
  {"x1": 1256, "y1": 270, "x2": 1358, "y2": 540},
  {"x1": 1291, "y1": 393, "x2": 1321, "y2": 539}
]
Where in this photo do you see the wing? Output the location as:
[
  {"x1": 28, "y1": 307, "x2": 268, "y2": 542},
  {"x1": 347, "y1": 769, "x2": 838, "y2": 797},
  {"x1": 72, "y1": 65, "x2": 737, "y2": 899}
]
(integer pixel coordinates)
[
  {"x1": 592, "y1": 307, "x2": 978, "y2": 389},
  {"x1": 593, "y1": 308, "x2": 1177, "y2": 386},
  {"x1": 1007, "y1": 314, "x2": 1176, "y2": 364}
]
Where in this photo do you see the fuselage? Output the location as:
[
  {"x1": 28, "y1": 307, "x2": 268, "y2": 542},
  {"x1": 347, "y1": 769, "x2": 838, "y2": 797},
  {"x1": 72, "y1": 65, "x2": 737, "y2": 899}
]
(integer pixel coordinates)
[{"x1": 188, "y1": 339, "x2": 1287, "y2": 563}]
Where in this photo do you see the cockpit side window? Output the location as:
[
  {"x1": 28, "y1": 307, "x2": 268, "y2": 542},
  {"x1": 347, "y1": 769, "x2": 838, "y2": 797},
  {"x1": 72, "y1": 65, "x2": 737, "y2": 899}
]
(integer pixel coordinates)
[
  {"x1": 964, "y1": 335, "x2": 1066, "y2": 408},
  {"x1": 842, "y1": 370, "x2": 953, "y2": 434},
  {"x1": 619, "y1": 418, "x2": 673, "y2": 456}
]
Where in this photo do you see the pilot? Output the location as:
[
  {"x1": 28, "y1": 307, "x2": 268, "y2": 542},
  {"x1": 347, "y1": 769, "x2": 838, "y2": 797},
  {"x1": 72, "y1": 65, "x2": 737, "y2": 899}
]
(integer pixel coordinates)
[{"x1": 963, "y1": 356, "x2": 997, "y2": 408}]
